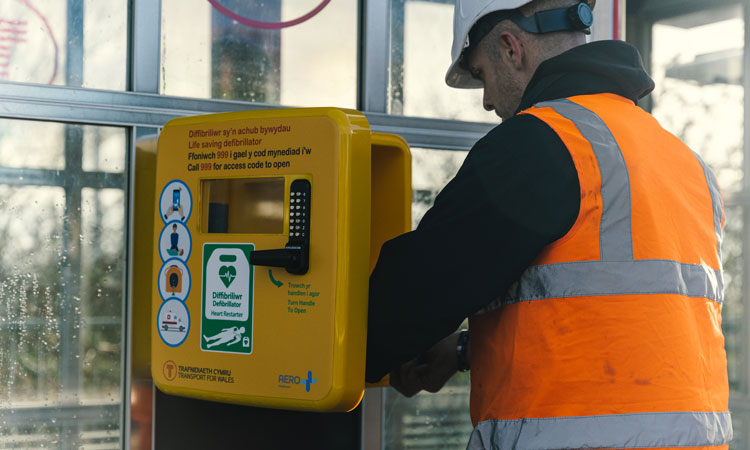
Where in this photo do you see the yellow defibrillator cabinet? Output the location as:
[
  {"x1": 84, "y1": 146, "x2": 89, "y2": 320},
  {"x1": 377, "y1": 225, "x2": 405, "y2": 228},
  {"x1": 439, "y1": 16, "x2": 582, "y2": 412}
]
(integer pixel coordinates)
[{"x1": 150, "y1": 107, "x2": 410, "y2": 413}]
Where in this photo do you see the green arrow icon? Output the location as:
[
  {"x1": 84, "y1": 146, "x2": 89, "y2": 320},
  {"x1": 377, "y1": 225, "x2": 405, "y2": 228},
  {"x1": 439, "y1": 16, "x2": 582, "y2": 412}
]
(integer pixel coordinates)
[{"x1": 268, "y1": 269, "x2": 282, "y2": 288}]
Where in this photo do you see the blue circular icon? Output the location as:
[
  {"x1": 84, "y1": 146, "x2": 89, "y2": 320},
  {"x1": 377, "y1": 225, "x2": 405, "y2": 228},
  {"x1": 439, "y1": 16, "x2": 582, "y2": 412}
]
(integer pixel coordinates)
[
  {"x1": 159, "y1": 220, "x2": 192, "y2": 262},
  {"x1": 157, "y1": 299, "x2": 190, "y2": 347},
  {"x1": 158, "y1": 258, "x2": 191, "y2": 302},
  {"x1": 160, "y1": 180, "x2": 192, "y2": 224}
]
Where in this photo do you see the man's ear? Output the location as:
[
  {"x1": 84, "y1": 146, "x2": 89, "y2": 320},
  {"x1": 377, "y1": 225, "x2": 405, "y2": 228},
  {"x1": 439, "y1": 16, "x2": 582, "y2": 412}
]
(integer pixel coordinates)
[{"x1": 497, "y1": 30, "x2": 525, "y2": 71}]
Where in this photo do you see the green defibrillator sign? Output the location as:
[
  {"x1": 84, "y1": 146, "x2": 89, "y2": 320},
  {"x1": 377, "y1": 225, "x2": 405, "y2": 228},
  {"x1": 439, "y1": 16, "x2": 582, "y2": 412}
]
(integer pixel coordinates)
[{"x1": 201, "y1": 243, "x2": 254, "y2": 354}]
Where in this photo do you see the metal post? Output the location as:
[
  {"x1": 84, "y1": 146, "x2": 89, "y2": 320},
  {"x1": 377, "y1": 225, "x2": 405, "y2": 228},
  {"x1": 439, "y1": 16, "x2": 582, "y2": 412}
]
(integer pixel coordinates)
[
  {"x1": 128, "y1": 0, "x2": 163, "y2": 447},
  {"x1": 740, "y1": 2, "x2": 750, "y2": 446},
  {"x1": 60, "y1": 124, "x2": 83, "y2": 450},
  {"x1": 60, "y1": 2, "x2": 85, "y2": 448},
  {"x1": 66, "y1": 0, "x2": 84, "y2": 88},
  {"x1": 361, "y1": 388, "x2": 384, "y2": 450},
  {"x1": 359, "y1": 0, "x2": 391, "y2": 113},
  {"x1": 360, "y1": 1, "x2": 391, "y2": 447},
  {"x1": 130, "y1": 0, "x2": 162, "y2": 93},
  {"x1": 390, "y1": 0, "x2": 404, "y2": 116},
  {"x1": 122, "y1": 127, "x2": 135, "y2": 450}
]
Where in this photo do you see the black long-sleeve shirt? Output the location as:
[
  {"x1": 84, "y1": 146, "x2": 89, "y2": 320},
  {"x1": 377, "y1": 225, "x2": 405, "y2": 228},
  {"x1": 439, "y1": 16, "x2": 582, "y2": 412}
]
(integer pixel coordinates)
[{"x1": 365, "y1": 40, "x2": 655, "y2": 382}]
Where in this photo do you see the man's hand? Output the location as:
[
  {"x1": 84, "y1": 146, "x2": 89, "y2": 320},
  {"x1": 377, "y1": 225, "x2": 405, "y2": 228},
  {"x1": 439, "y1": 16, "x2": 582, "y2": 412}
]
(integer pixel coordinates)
[{"x1": 389, "y1": 331, "x2": 462, "y2": 397}]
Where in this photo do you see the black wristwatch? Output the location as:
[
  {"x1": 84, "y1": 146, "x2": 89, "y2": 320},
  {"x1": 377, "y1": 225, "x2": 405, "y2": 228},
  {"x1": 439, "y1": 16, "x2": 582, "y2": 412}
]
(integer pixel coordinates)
[{"x1": 456, "y1": 330, "x2": 470, "y2": 372}]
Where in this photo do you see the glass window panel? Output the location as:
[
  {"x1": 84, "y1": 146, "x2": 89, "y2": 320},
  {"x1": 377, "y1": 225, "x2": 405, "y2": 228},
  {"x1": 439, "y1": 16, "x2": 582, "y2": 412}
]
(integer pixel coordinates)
[
  {"x1": 384, "y1": 148, "x2": 471, "y2": 449},
  {"x1": 390, "y1": 0, "x2": 497, "y2": 122},
  {"x1": 0, "y1": 186, "x2": 67, "y2": 436},
  {"x1": 161, "y1": 0, "x2": 357, "y2": 107},
  {"x1": 0, "y1": 0, "x2": 126, "y2": 89},
  {"x1": 0, "y1": 119, "x2": 65, "y2": 170},
  {"x1": 0, "y1": 186, "x2": 64, "y2": 267},
  {"x1": 0, "y1": 121, "x2": 127, "y2": 448},
  {"x1": 82, "y1": 125, "x2": 127, "y2": 173},
  {"x1": 383, "y1": 372, "x2": 472, "y2": 450},
  {"x1": 80, "y1": 188, "x2": 124, "y2": 408},
  {"x1": 651, "y1": 7, "x2": 744, "y2": 194},
  {"x1": 723, "y1": 205, "x2": 747, "y2": 450},
  {"x1": 411, "y1": 147, "x2": 467, "y2": 228},
  {"x1": 82, "y1": 0, "x2": 128, "y2": 90},
  {"x1": 722, "y1": 206, "x2": 744, "y2": 394},
  {"x1": 730, "y1": 413, "x2": 746, "y2": 450}
]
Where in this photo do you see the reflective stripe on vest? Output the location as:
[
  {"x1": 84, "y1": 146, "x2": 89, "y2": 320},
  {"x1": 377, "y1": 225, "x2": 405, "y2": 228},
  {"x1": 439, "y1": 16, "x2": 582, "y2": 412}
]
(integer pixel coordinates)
[
  {"x1": 694, "y1": 150, "x2": 725, "y2": 260},
  {"x1": 467, "y1": 411, "x2": 733, "y2": 450},
  {"x1": 539, "y1": 99, "x2": 635, "y2": 261},
  {"x1": 469, "y1": 95, "x2": 731, "y2": 449},
  {"x1": 504, "y1": 259, "x2": 722, "y2": 303}
]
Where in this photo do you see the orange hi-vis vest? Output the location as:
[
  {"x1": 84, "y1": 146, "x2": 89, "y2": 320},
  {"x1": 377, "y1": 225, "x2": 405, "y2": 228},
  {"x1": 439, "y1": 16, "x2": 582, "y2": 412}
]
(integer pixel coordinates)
[{"x1": 467, "y1": 94, "x2": 732, "y2": 449}]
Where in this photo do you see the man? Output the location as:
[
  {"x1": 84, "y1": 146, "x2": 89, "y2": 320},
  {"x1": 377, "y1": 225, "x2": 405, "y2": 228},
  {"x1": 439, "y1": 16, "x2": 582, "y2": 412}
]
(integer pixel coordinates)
[{"x1": 365, "y1": 0, "x2": 732, "y2": 448}]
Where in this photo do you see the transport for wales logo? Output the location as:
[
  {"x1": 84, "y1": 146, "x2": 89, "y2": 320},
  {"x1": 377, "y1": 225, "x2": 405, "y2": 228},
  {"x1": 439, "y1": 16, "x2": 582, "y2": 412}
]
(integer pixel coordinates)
[{"x1": 278, "y1": 371, "x2": 318, "y2": 392}]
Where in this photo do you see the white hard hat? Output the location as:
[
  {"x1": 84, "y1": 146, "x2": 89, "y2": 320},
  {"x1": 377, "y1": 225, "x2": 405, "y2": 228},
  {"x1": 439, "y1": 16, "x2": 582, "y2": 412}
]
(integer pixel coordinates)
[
  {"x1": 446, "y1": 0, "x2": 595, "y2": 88},
  {"x1": 446, "y1": 0, "x2": 533, "y2": 89}
]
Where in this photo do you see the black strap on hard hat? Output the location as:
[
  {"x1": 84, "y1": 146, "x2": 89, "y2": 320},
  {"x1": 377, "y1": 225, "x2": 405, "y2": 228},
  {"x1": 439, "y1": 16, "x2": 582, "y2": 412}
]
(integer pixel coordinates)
[
  {"x1": 512, "y1": 2, "x2": 594, "y2": 34},
  {"x1": 467, "y1": 2, "x2": 593, "y2": 56}
]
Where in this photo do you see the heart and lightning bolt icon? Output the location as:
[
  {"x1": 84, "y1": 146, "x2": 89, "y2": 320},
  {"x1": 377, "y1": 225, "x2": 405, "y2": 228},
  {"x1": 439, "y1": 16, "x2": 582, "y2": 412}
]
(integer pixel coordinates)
[{"x1": 219, "y1": 265, "x2": 237, "y2": 288}]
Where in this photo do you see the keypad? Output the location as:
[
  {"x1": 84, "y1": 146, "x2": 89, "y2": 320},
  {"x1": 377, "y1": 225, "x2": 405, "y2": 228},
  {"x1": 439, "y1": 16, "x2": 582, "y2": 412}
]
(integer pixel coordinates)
[{"x1": 289, "y1": 179, "x2": 310, "y2": 246}]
